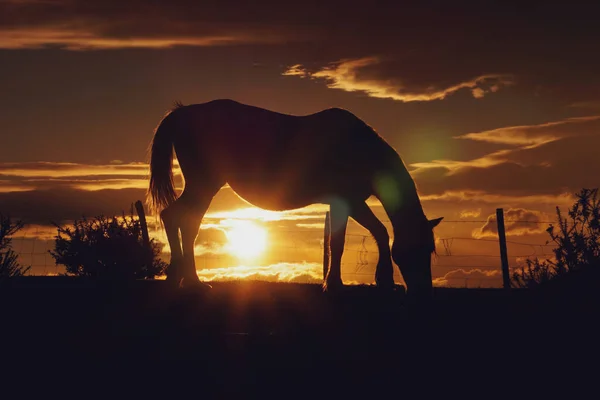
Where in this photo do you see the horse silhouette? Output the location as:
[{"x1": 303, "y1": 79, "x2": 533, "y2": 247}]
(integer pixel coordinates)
[{"x1": 147, "y1": 99, "x2": 442, "y2": 297}]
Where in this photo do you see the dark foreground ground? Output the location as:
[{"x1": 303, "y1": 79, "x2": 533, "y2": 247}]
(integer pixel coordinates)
[{"x1": 2, "y1": 277, "x2": 599, "y2": 395}]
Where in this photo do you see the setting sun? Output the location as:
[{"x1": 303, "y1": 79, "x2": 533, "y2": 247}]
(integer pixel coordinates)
[{"x1": 224, "y1": 220, "x2": 268, "y2": 259}]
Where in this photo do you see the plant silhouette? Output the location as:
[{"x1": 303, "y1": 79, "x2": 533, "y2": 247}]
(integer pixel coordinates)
[
  {"x1": 512, "y1": 188, "x2": 600, "y2": 289},
  {"x1": 49, "y1": 211, "x2": 167, "y2": 280},
  {"x1": 0, "y1": 214, "x2": 30, "y2": 278}
]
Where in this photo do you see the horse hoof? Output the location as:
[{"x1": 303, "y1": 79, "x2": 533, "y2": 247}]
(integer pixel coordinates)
[
  {"x1": 375, "y1": 281, "x2": 396, "y2": 291},
  {"x1": 322, "y1": 280, "x2": 344, "y2": 293}
]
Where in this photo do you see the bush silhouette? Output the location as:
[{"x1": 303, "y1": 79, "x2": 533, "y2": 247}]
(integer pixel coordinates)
[
  {"x1": 0, "y1": 214, "x2": 31, "y2": 278},
  {"x1": 512, "y1": 188, "x2": 600, "y2": 289},
  {"x1": 49, "y1": 211, "x2": 167, "y2": 280}
]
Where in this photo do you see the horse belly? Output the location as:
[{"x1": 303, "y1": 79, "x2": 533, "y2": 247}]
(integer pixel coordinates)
[{"x1": 225, "y1": 169, "x2": 320, "y2": 211}]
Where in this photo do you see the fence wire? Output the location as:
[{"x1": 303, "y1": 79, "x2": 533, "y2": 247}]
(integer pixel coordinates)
[{"x1": 9, "y1": 218, "x2": 557, "y2": 289}]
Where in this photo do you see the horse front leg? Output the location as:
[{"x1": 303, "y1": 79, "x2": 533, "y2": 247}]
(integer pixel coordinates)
[
  {"x1": 348, "y1": 202, "x2": 394, "y2": 290},
  {"x1": 323, "y1": 202, "x2": 349, "y2": 292}
]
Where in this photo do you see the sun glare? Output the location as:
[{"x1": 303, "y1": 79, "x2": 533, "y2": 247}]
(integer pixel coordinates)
[{"x1": 225, "y1": 220, "x2": 267, "y2": 259}]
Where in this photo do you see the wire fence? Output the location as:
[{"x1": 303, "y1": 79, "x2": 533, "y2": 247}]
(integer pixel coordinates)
[{"x1": 9, "y1": 217, "x2": 557, "y2": 289}]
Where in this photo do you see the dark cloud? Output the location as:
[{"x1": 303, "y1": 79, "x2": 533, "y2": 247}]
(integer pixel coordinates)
[
  {"x1": 0, "y1": 0, "x2": 320, "y2": 49},
  {"x1": 2, "y1": 0, "x2": 598, "y2": 105},
  {"x1": 194, "y1": 227, "x2": 228, "y2": 255},
  {"x1": 411, "y1": 116, "x2": 600, "y2": 198},
  {"x1": 0, "y1": 188, "x2": 150, "y2": 224},
  {"x1": 474, "y1": 208, "x2": 549, "y2": 238},
  {"x1": 279, "y1": 2, "x2": 600, "y2": 104},
  {"x1": 284, "y1": 57, "x2": 514, "y2": 102},
  {"x1": 0, "y1": 186, "x2": 251, "y2": 225}
]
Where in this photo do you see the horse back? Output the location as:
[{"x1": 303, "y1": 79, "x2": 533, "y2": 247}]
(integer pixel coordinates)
[{"x1": 170, "y1": 100, "x2": 387, "y2": 207}]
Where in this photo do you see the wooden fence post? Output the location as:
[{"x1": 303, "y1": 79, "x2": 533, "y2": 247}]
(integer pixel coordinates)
[
  {"x1": 135, "y1": 200, "x2": 154, "y2": 280},
  {"x1": 496, "y1": 208, "x2": 510, "y2": 290},
  {"x1": 323, "y1": 211, "x2": 331, "y2": 281}
]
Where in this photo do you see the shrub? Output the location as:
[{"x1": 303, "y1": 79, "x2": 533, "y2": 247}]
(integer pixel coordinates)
[
  {"x1": 0, "y1": 214, "x2": 31, "y2": 278},
  {"x1": 49, "y1": 212, "x2": 167, "y2": 280},
  {"x1": 512, "y1": 188, "x2": 600, "y2": 288}
]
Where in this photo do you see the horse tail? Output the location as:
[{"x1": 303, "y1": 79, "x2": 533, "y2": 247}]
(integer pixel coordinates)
[{"x1": 147, "y1": 108, "x2": 179, "y2": 217}]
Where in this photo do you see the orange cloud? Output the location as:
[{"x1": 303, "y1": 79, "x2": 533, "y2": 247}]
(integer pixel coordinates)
[
  {"x1": 0, "y1": 27, "x2": 275, "y2": 50},
  {"x1": 433, "y1": 268, "x2": 502, "y2": 288},
  {"x1": 410, "y1": 115, "x2": 600, "y2": 176},
  {"x1": 1, "y1": 0, "x2": 313, "y2": 50},
  {"x1": 459, "y1": 209, "x2": 482, "y2": 218},
  {"x1": 0, "y1": 161, "x2": 158, "y2": 192},
  {"x1": 419, "y1": 191, "x2": 575, "y2": 206},
  {"x1": 16, "y1": 224, "x2": 58, "y2": 241},
  {"x1": 410, "y1": 149, "x2": 512, "y2": 175},
  {"x1": 415, "y1": 125, "x2": 599, "y2": 206},
  {"x1": 454, "y1": 115, "x2": 600, "y2": 147},
  {"x1": 282, "y1": 64, "x2": 308, "y2": 77},
  {"x1": 295, "y1": 223, "x2": 325, "y2": 229},
  {"x1": 196, "y1": 262, "x2": 323, "y2": 283},
  {"x1": 408, "y1": 114, "x2": 600, "y2": 200},
  {"x1": 284, "y1": 57, "x2": 513, "y2": 102},
  {"x1": 204, "y1": 205, "x2": 329, "y2": 222},
  {"x1": 0, "y1": 161, "x2": 148, "y2": 178}
]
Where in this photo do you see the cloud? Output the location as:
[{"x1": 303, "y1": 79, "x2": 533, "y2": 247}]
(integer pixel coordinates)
[
  {"x1": 473, "y1": 208, "x2": 550, "y2": 239},
  {"x1": 204, "y1": 205, "x2": 329, "y2": 222},
  {"x1": 568, "y1": 101, "x2": 600, "y2": 110},
  {"x1": 194, "y1": 242, "x2": 227, "y2": 256},
  {"x1": 0, "y1": 161, "x2": 149, "y2": 178},
  {"x1": 17, "y1": 223, "x2": 58, "y2": 241},
  {"x1": 433, "y1": 268, "x2": 502, "y2": 288},
  {"x1": 0, "y1": 1, "x2": 310, "y2": 50},
  {"x1": 0, "y1": 186, "x2": 317, "y2": 226},
  {"x1": 281, "y1": 64, "x2": 307, "y2": 77},
  {"x1": 409, "y1": 115, "x2": 600, "y2": 199},
  {"x1": 460, "y1": 209, "x2": 481, "y2": 218},
  {"x1": 295, "y1": 223, "x2": 325, "y2": 229},
  {"x1": 0, "y1": 27, "x2": 267, "y2": 50},
  {"x1": 453, "y1": 115, "x2": 600, "y2": 147},
  {"x1": 411, "y1": 116, "x2": 600, "y2": 174},
  {"x1": 283, "y1": 57, "x2": 514, "y2": 102},
  {"x1": 410, "y1": 149, "x2": 513, "y2": 175},
  {"x1": 0, "y1": 161, "x2": 153, "y2": 192},
  {"x1": 196, "y1": 262, "x2": 323, "y2": 283},
  {"x1": 419, "y1": 191, "x2": 576, "y2": 207}
]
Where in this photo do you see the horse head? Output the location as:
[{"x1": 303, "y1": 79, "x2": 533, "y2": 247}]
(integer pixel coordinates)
[{"x1": 390, "y1": 215, "x2": 443, "y2": 296}]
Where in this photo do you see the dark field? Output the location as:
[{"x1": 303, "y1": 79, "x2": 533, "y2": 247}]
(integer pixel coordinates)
[{"x1": 2, "y1": 277, "x2": 598, "y2": 394}]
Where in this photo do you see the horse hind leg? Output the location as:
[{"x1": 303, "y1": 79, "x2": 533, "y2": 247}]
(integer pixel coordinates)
[
  {"x1": 178, "y1": 183, "x2": 222, "y2": 289},
  {"x1": 161, "y1": 182, "x2": 222, "y2": 289},
  {"x1": 160, "y1": 205, "x2": 184, "y2": 286}
]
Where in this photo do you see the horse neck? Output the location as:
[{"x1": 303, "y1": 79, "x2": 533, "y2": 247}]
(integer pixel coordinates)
[
  {"x1": 387, "y1": 179, "x2": 426, "y2": 233},
  {"x1": 373, "y1": 147, "x2": 426, "y2": 234}
]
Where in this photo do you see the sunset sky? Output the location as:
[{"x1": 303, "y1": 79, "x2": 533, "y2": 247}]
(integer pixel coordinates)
[{"x1": 1, "y1": 0, "x2": 599, "y2": 287}]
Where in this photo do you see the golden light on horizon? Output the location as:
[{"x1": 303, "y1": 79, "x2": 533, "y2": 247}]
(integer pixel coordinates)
[{"x1": 224, "y1": 220, "x2": 268, "y2": 260}]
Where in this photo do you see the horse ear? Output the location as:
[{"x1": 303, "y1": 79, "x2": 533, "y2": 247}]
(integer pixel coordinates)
[{"x1": 428, "y1": 217, "x2": 443, "y2": 229}]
